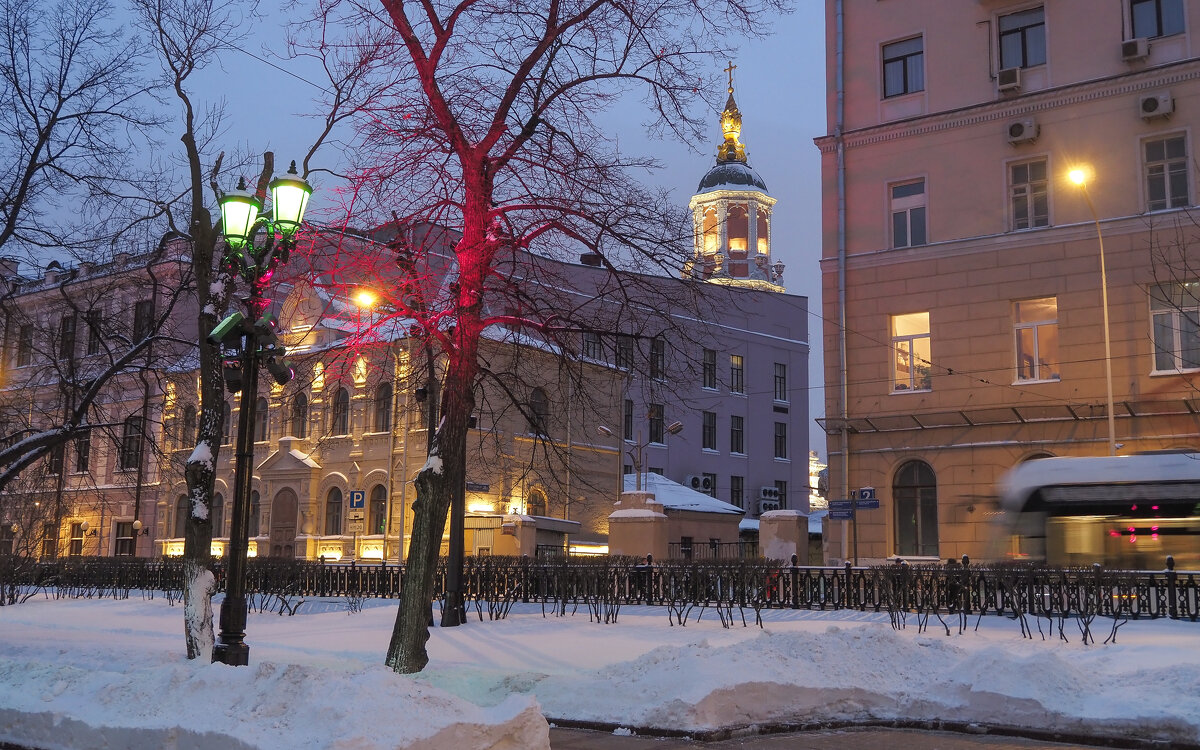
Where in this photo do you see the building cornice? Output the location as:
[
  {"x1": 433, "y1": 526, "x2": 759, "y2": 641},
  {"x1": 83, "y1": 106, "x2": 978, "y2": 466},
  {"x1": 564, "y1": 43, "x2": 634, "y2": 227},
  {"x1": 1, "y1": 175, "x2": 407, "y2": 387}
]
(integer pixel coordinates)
[{"x1": 814, "y1": 58, "x2": 1200, "y2": 153}]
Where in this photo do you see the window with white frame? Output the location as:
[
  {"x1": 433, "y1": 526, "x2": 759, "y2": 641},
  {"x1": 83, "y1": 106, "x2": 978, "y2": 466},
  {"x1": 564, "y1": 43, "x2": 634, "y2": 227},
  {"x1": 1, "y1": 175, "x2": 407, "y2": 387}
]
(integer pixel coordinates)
[
  {"x1": 1014, "y1": 297, "x2": 1060, "y2": 381},
  {"x1": 1010, "y1": 159, "x2": 1048, "y2": 230},
  {"x1": 773, "y1": 422, "x2": 788, "y2": 460},
  {"x1": 882, "y1": 37, "x2": 924, "y2": 98},
  {"x1": 1145, "y1": 135, "x2": 1189, "y2": 211},
  {"x1": 890, "y1": 179, "x2": 927, "y2": 248},
  {"x1": 892, "y1": 312, "x2": 932, "y2": 392},
  {"x1": 1150, "y1": 281, "x2": 1200, "y2": 371},
  {"x1": 1132, "y1": 0, "x2": 1185, "y2": 39},
  {"x1": 999, "y1": 7, "x2": 1046, "y2": 69},
  {"x1": 773, "y1": 362, "x2": 787, "y2": 401}
]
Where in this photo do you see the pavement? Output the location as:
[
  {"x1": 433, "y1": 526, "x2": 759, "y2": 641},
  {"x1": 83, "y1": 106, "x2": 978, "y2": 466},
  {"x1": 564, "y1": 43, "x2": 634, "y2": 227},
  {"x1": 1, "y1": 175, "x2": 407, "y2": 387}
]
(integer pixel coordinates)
[{"x1": 549, "y1": 727, "x2": 1125, "y2": 749}]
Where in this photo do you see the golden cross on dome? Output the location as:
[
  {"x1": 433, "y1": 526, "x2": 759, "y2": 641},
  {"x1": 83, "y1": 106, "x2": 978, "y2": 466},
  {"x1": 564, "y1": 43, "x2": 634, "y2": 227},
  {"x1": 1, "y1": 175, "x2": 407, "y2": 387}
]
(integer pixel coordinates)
[{"x1": 724, "y1": 61, "x2": 737, "y2": 92}]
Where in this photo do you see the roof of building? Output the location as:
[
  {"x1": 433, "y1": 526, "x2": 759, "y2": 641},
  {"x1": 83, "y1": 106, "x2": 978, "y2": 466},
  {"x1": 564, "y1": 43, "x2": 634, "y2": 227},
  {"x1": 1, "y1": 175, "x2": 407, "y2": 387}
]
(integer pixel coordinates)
[
  {"x1": 624, "y1": 473, "x2": 745, "y2": 515},
  {"x1": 696, "y1": 161, "x2": 769, "y2": 194}
]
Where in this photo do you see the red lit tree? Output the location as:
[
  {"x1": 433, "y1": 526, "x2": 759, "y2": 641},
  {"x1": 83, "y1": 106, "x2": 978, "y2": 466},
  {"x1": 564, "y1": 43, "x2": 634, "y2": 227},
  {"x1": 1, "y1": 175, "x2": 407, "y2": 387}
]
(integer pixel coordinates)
[{"x1": 293, "y1": 0, "x2": 787, "y2": 672}]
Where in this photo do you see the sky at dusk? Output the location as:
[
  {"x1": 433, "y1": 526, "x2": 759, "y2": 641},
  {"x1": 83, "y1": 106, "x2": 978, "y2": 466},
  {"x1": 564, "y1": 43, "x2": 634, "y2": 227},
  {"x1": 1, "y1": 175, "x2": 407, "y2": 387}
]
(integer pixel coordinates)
[{"x1": 201, "y1": 2, "x2": 829, "y2": 457}]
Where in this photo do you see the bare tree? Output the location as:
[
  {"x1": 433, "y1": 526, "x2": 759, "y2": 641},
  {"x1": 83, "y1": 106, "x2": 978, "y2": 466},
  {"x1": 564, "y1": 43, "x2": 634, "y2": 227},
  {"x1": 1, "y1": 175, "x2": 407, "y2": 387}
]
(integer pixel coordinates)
[{"x1": 292, "y1": 0, "x2": 788, "y2": 673}]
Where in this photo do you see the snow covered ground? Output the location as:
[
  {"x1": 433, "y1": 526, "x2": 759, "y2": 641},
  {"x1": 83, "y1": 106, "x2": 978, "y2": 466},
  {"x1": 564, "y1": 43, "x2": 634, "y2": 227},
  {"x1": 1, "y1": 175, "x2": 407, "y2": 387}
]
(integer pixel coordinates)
[{"x1": 1, "y1": 594, "x2": 1198, "y2": 749}]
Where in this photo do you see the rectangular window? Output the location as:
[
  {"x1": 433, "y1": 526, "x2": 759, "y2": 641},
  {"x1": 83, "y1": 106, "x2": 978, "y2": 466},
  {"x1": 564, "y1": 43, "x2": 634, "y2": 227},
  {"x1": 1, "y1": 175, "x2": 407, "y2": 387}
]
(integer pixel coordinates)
[
  {"x1": 1010, "y1": 159, "x2": 1049, "y2": 230},
  {"x1": 59, "y1": 315, "x2": 76, "y2": 360},
  {"x1": 773, "y1": 362, "x2": 788, "y2": 401},
  {"x1": 118, "y1": 416, "x2": 143, "y2": 471},
  {"x1": 730, "y1": 475, "x2": 744, "y2": 509},
  {"x1": 15, "y1": 324, "x2": 32, "y2": 366},
  {"x1": 69, "y1": 522, "x2": 83, "y2": 556},
  {"x1": 882, "y1": 37, "x2": 924, "y2": 98},
  {"x1": 702, "y1": 472, "x2": 718, "y2": 499},
  {"x1": 1132, "y1": 0, "x2": 1185, "y2": 38},
  {"x1": 132, "y1": 299, "x2": 154, "y2": 341},
  {"x1": 774, "y1": 422, "x2": 788, "y2": 460},
  {"x1": 730, "y1": 354, "x2": 744, "y2": 394},
  {"x1": 623, "y1": 463, "x2": 633, "y2": 476},
  {"x1": 648, "y1": 404, "x2": 664, "y2": 444},
  {"x1": 999, "y1": 7, "x2": 1046, "y2": 69},
  {"x1": 114, "y1": 521, "x2": 134, "y2": 556},
  {"x1": 775, "y1": 480, "x2": 789, "y2": 511},
  {"x1": 702, "y1": 411, "x2": 717, "y2": 450},
  {"x1": 623, "y1": 399, "x2": 634, "y2": 441},
  {"x1": 75, "y1": 428, "x2": 90, "y2": 473},
  {"x1": 1151, "y1": 281, "x2": 1200, "y2": 371},
  {"x1": 730, "y1": 415, "x2": 745, "y2": 454},
  {"x1": 582, "y1": 331, "x2": 603, "y2": 359},
  {"x1": 1145, "y1": 135, "x2": 1189, "y2": 211},
  {"x1": 47, "y1": 444, "x2": 64, "y2": 476},
  {"x1": 1014, "y1": 297, "x2": 1060, "y2": 381},
  {"x1": 702, "y1": 348, "x2": 717, "y2": 389},
  {"x1": 86, "y1": 310, "x2": 102, "y2": 355},
  {"x1": 41, "y1": 522, "x2": 56, "y2": 559},
  {"x1": 649, "y1": 466, "x2": 664, "y2": 476},
  {"x1": 616, "y1": 336, "x2": 634, "y2": 370},
  {"x1": 649, "y1": 337, "x2": 665, "y2": 380},
  {"x1": 890, "y1": 179, "x2": 927, "y2": 248},
  {"x1": 892, "y1": 312, "x2": 932, "y2": 391},
  {"x1": 0, "y1": 525, "x2": 14, "y2": 555}
]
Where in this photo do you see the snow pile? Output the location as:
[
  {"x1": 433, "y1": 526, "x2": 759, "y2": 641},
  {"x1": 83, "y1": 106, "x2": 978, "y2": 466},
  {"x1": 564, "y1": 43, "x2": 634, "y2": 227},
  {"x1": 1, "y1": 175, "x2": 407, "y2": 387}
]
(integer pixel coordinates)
[{"x1": 1, "y1": 596, "x2": 1198, "y2": 749}]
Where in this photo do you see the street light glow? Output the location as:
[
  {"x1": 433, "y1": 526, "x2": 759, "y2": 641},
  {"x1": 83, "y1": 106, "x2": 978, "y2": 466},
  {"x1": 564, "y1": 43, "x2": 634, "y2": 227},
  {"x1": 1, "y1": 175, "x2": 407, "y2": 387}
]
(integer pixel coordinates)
[
  {"x1": 353, "y1": 289, "x2": 378, "y2": 309},
  {"x1": 1068, "y1": 168, "x2": 1087, "y2": 185}
]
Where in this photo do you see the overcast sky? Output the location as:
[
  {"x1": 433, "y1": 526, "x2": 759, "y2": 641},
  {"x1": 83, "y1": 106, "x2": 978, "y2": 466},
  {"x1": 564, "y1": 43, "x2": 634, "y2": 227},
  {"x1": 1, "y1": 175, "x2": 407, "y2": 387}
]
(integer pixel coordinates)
[{"x1": 201, "y1": 3, "x2": 829, "y2": 458}]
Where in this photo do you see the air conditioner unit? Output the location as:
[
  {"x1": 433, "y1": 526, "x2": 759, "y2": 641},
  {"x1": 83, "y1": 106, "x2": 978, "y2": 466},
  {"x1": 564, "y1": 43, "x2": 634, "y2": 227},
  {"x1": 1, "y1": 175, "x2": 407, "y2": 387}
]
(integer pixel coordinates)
[
  {"x1": 759, "y1": 486, "x2": 780, "y2": 501},
  {"x1": 1140, "y1": 91, "x2": 1174, "y2": 119},
  {"x1": 758, "y1": 498, "x2": 782, "y2": 514},
  {"x1": 686, "y1": 474, "x2": 713, "y2": 492},
  {"x1": 1006, "y1": 118, "x2": 1039, "y2": 145},
  {"x1": 1122, "y1": 37, "x2": 1149, "y2": 62},
  {"x1": 997, "y1": 67, "x2": 1021, "y2": 93}
]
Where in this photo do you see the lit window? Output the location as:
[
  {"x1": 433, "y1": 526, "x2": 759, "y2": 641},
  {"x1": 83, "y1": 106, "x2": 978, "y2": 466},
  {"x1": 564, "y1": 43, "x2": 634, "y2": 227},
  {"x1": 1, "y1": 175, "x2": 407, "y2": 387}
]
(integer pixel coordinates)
[
  {"x1": 999, "y1": 7, "x2": 1046, "y2": 69},
  {"x1": 1151, "y1": 281, "x2": 1200, "y2": 371},
  {"x1": 1145, "y1": 135, "x2": 1189, "y2": 211},
  {"x1": 882, "y1": 37, "x2": 924, "y2": 98},
  {"x1": 890, "y1": 180, "x2": 927, "y2": 248},
  {"x1": 1014, "y1": 297, "x2": 1060, "y2": 381},
  {"x1": 1132, "y1": 0, "x2": 1185, "y2": 39},
  {"x1": 1010, "y1": 159, "x2": 1048, "y2": 230},
  {"x1": 892, "y1": 312, "x2": 932, "y2": 392},
  {"x1": 730, "y1": 354, "x2": 744, "y2": 394}
]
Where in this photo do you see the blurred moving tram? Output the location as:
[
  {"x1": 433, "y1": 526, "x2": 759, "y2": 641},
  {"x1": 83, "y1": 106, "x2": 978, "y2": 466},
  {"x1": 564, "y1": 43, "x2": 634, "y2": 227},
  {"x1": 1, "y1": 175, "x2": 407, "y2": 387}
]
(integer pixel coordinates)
[{"x1": 998, "y1": 453, "x2": 1200, "y2": 570}]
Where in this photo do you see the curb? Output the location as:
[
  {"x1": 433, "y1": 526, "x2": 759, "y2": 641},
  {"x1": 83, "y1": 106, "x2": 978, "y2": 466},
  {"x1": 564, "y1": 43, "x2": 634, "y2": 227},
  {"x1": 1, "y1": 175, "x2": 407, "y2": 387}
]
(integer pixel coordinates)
[{"x1": 547, "y1": 717, "x2": 1198, "y2": 748}]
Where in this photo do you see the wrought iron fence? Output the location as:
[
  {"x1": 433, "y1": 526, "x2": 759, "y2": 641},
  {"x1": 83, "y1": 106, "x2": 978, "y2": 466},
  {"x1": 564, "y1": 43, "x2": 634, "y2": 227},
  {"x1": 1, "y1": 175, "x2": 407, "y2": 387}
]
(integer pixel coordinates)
[
  {"x1": 667, "y1": 540, "x2": 759, "y2": 560},
  {"x1": 3, "y1": 554, "x2": 1198, "y2": 621}
]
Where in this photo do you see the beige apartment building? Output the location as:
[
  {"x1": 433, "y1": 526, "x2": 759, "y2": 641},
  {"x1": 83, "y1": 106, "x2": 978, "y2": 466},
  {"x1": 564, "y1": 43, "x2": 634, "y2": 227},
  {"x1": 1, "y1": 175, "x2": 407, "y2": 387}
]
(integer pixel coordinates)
[{"x1": 818, "y1": 0, "x2": 1200, "y2": 563}]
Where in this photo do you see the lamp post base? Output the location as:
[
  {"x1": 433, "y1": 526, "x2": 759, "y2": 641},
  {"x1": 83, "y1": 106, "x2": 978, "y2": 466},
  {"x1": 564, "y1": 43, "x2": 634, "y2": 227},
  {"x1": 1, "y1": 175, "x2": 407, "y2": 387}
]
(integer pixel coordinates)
[{"x1": 212, "y1": 639, "x2": 249, "y2": 666}]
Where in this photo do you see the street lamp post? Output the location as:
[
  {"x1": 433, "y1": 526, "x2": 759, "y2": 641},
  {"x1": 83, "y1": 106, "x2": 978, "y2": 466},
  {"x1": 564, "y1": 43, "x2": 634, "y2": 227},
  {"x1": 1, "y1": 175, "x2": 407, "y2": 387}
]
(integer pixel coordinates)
[
  {"x1": 212, "y1": 161, "x2": 312, "y2": 667},
  {"x1": 1069, "y1": 168, "x2": 1118, "y2": 456},
  {"x1": 597, "y1": 417, "x2": 683, "y2": 493}
]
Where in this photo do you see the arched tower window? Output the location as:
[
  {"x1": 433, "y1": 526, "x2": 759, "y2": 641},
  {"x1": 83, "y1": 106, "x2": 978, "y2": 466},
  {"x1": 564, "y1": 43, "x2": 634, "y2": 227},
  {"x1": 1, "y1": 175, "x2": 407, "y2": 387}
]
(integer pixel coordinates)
[
  {"x1": 331, "y1": 388, "x2": 350, "y2": 435},
  {"x1": 894, "y1": 460, "x2": 938, "y2": 557},
  {"x1": 756, "y1": 205, "x2": 770, "y2": 255},
  {"x1": 701, "y1": 207, "x2": 719, "y2": 256},
  {"x1": 291, "y1": 393, "x2": 308, "y2": 438},
  {"x1": 727, "y1": 204, "x2": 749, "y2": 257}
]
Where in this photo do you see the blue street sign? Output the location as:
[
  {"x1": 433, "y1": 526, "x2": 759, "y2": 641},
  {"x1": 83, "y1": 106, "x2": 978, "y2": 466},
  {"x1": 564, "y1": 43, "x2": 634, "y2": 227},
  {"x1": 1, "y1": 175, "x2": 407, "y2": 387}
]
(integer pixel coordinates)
[
  {"x1": 349, "y1": 490, "x2": 366, "y2": 510},
  {"x1": 858, "y1": 487, "x2": 876, "y2": 501},
  {"x1": 829, "y1": 499, "x2": 853, "y2": 510},
  {"x1": 856, "y1": 498, "x2": 880, "y2": 510},
  {"x1": 828, "y1": 510, "x2": 854, "y2": 520}
]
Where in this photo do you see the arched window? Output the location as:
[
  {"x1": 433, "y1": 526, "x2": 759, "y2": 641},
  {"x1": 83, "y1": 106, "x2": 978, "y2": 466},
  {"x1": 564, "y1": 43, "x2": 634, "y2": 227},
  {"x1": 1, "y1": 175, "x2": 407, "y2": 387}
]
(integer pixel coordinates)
[
  {"x1": 325, "y1": 487, "x2": 343, "y2": 536},
  {"x1": 894, "y1": 460, "x2": 939, "y2": 557},
  {"x1": 528, "y1": 388, "x2": 548, "y2": 435},
  {"x1": 727, "y1": 204, "x2": 749, "y2": 257},
  {"x1": 374, "y1": 382, "x2": 393, "y2": 433},
  {"x1": 212, "y1": 493, "x2": 225, "y2": 538},
  {"x1": 526, "y1": 489, "x2": 547, "y2": 517},
  {"x1": 701, "y1": 207, "x2": 719, "y2": 256},
  {"x1": 369, "y1": 484, "x2": 387, "y2": 535},
  {"x1": 181, "y1": 404, "x2": 196, "y2": 447},
  {"x1": 331, "y1": 388, "x2": 350, "y2": 435},
  {"x1": 756, "y1": 205, "x2": 770, "y2": 255},
  {"x1": 221, "y1": 402, "x2": 232, "y2": 445},
  {"x1": 291, "y1": 393, "x2": 308, "y2": 439},
  {"x1": 248, "y1": 490, "x2": 260, "y2": 537},
  {"x1": 254, "y1": 397, "x2": 269, "y2": 442},
  {"x1": 174, "y1": 495, "x2": 188, "y2": 538}
]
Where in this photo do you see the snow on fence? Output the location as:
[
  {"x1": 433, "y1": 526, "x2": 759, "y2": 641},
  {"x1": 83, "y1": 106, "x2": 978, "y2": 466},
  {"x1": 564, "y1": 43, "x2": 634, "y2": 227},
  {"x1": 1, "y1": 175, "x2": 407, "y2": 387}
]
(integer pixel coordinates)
[{"x1": 3, "y1": 554, "x2": 1198, "y2": 621}]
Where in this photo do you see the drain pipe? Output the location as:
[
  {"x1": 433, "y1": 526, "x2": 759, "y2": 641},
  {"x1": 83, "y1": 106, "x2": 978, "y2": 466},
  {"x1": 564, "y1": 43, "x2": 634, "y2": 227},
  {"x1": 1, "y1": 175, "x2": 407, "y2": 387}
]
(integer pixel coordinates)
[{"x1": 834, "y1": 0, "x2": 853, "y2": 564}]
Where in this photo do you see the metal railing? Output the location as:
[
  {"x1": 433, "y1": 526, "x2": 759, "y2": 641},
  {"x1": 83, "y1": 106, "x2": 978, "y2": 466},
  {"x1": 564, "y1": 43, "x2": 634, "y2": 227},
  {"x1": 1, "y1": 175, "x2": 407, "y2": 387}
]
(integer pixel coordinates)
[
  {"x1": 3, "y1": 554, "x2": 1198, "y2": 621},
  {"x1": 667, "y1": 540, "x2": 760, "y2": 560}
]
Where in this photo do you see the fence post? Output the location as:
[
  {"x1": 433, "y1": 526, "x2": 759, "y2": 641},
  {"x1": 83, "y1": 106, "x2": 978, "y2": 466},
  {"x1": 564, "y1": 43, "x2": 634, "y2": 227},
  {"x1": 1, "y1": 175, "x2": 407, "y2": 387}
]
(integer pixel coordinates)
[
  {"x1": 843, "y1": 560, "x2": 852, "y2": 609},
  {"x1": 790, "y1": 553, "x2": 799, "y2": 609},
  {"x1": 1166, "y1": 554, "x2": 1178, "y2": 620}
]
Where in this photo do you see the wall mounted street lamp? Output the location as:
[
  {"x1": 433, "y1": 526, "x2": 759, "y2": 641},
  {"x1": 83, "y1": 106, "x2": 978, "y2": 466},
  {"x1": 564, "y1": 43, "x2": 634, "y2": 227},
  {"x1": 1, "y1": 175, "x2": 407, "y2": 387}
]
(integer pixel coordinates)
[
  {"x1": 597, "y1": 418, "x2": 683, "y2": 493},
  {"x1": 1069, "y1": 167, "x2": 1118, "y2": 457},
  {"x1": 212, "y1": 160, "x2": 313, "y2": 668},
  {"x1": 81, "y1": 521, "x2": 97, "y2": 537}
]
